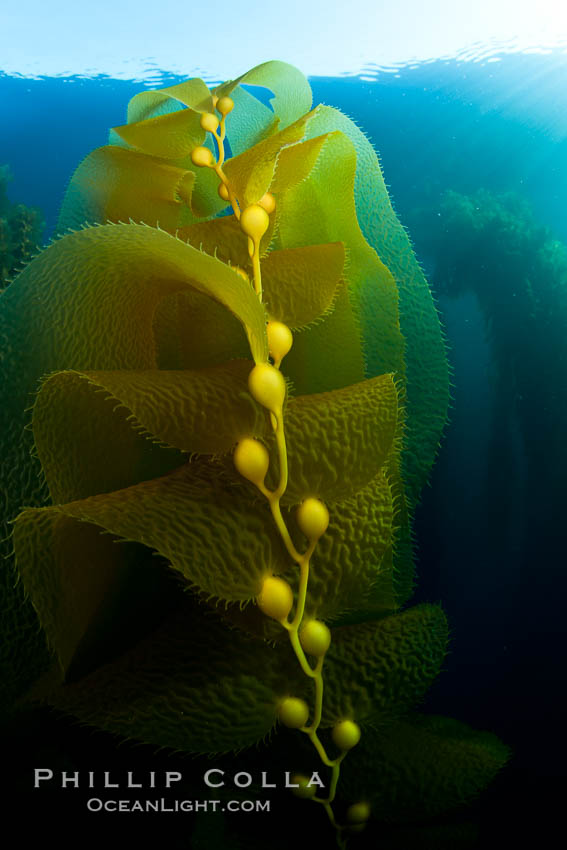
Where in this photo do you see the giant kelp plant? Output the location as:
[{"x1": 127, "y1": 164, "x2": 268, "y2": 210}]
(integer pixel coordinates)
[{"x1": 0, "y1": 63, "x2": 508, "y2": 847}]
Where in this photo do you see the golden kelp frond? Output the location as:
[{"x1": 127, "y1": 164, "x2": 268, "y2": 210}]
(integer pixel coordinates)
[
  {"x1": 61, "y1": 89, "x2": 222, "y2": 231},
  {"x1": 223, "y1": 110, "x2": 315, "y2": 207},
  {"x1": 32, "y1": 361, "x2": 265, "y2": 503},
  {"x1": 126, "y1": 77, "x2": 215, "y2": 124},
  {"x1": 19, "y1": 372, "x2": 400, "y2": 614},
  {"x1": 33, "y1": 370, "x2": 186, "y2": 504},
  {"x1": 281, "y1": 374, "x2": 399, "y2": 504},
  {"x1": 304, "y1": 105, "x2": 451, "y2": 502},
  {"x1": 320, "y1": 604, "x2": 449, "y2": 726},
  {"x1": 57, "y1": 146, "x2": 197, "y2": 233},
  {"x1": 270, "y1": 133, "x2": 331, "y2": 196},
  {"x1": 178, "y1": 215, "x2": 254, "y2": 267},
  {"x1": 34, "y1": 365, "x2": 397, "y2": 509},
  {"x1": 174, "y1": 230, "x2": 346, "y2": 331},
  {"x1": 213, "y1": 60, "x2": 313, "y2": 136},
  {"x1": 113, "y1": 108, "x2": 206, "y2": 160},
  {"x1": 261, "y1": 243, "x2": 345, "y2": 329},
  {"x1": 13, "y1": 462, "x2": 397, "y2": 670},
  {"x1": 38, "y1": 598, "x2": 299, "y2": 754},
  {"x1": 211, "y1": 469, "x2": 397, "y2": 642},
  {"x1": 297, "y1": 472, "x2": 396, "y2": 618},
  {"x1": 221, "y1": 84, "x2": 281, "y2": 157},
  {"x1": 13, "y1": 461, "x2": 288, "y2": 613},
  {"x1": 30, "y1": 601, "x2": 449, "y2": 759},
  {"x1": 277, "y1": 284, "x2": 366, "y2": 394},
  {"x1": 153, "y1": 287, "x2": 253, "y2": 369},
  {"x1": 23, "y1": 223, "x2": 268, "y2": 367},
  {"x1": 178, "y1": 204, "x2": 277, "y2": 264},
  {"x1": 274, "y1": 126, "x2": 405, "y2": 396}
]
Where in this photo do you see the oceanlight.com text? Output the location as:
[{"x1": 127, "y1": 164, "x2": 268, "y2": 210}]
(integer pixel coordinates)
[{"x1": 86, "y1": 798, "x2": 270, "y2": 813}]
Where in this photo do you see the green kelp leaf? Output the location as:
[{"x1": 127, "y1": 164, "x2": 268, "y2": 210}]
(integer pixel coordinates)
[
  {"x1": 222, "y1": 470, "x2": 396, "y2": 640},
  {"x1": 176, "y1": 228, "x2": 346, "y2": 332},
  {"x1": 126, "y1": 77, "x2": 214, "y2": 124},
  {"x1": 177, "y1": 212, "x2": 274, "y2": 269},
  {"x1": 43, "y1": 352, "x2": 399, "y2": 516},
  {"x1": 14, "y1": 460, "x2": 289, "y2": 617},
  {"x1": 279, "y1": 373, "x2": 399, "y2": 505},
  {"x1": 261, "y1": 243, "x2": 345, "y2": 328},
  {"x1": 339, "y1": 714, "x2": 510, "y2": 823},
  {"x1": 175, "y1": 145, "x2": 228, "y2": 221},
  {"x1": 277, "y1": 285, "x2": 366, "y2": 394},
  {"x1": 67, "y1": 79, "x2": 225, "y2": 228},
  {"x1": 35, "y1": 598, "x2": 303, "y2": 754},
  {"x1": 153, "y1": 274, "x2": 364, "y2": 389},
  {"x1": 304, "y1": 472, "x2": 396, "y2": 619},
  {"x1": 57, "y1": 146, "x2": 196, "y2": 233},
  {"x1": 270, "y1": 115, "x2": 414, "y2": 603},
  {"x1": 215, "y1": 60, "x2": 312, "y2": 135},
  {"x1": 383, "y1": 427, "x2": 415, "y2": 609},
  {"x1": 0, "y1": 223, "x2": 267, "y2": 708},
  {"x1": 113, "y1": 62, "x2": 310, "y2": 220},
  {"x1": 223, "y1": 110, "x2": 314, "y2": 207},
  {"x1": 112, "y1": 109, "x2": 206, "y2": 160},
  {"x1": 14, "y1": 517, "x2": 180, "y2": 678},
  {"x1": 319, "y1": 605, "x2": 448, "y2": 727},
  {"x1": 236, "y1": 61, "x2": 312, "y2": 130},
  {"x1": 33, "y1": 360, "x2": 266, "y2": 504},
  {"x1": 270, "y1": 132, "x2": 330, "y2": 197},
  {"x1": 261, "y1": 127, "x2": 368, "y2": 393},
  {"x1": 169, "y1": 231, "x2": 347, "y2": 332},
  {"x1": 13, "y1": 512, "x2": 110, "y2": 675},
  {"x1": 305, "y1": 106, "x2": 450, "y2": 503},
  {"x1": 153, "y1": 289, "x2": 252, "y2": 370},
  {"x1": 33, "y1": 371, "x2": 184, "y2": 503},
  {"x1": 59, "y1": 148, "x2": 224, "y2": 233},
  {"x1": 71, "y1": 78, "x2": 224, "y2": 230},
  {"x1": 15, "y1": 462, "x2": 395, "y2": 656},
  {"x1": 275, "y1": 121, "x2": 405, "y2": 391},
  {"x1": 268, "y1": 124, "x2": 403, "y2": 402},
  {"x1": 22, "y1": 224, "x2": 267, "y2": 368},
  {"x1": 222, "y1": 86, "x2": 280, "y2": 157}
]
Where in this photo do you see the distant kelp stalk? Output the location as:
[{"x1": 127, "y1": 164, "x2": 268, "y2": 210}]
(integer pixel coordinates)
[{"x1": 0, "y1": 164, "x2": 44, "y2": 290}]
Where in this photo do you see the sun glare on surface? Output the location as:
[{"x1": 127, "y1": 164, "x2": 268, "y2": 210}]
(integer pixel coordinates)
[{"x1": 0, "y1": 0, "x2": 567, "y2": 79}]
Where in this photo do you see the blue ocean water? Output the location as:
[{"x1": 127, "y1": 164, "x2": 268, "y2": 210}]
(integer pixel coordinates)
[{"x1": 1, "y1": 49, "x2": 566, "y2": 847}]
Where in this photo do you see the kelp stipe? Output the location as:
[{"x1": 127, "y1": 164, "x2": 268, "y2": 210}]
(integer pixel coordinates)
[{"x1": 0, "y1": 61, "x2": 508, "y2": 846}]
